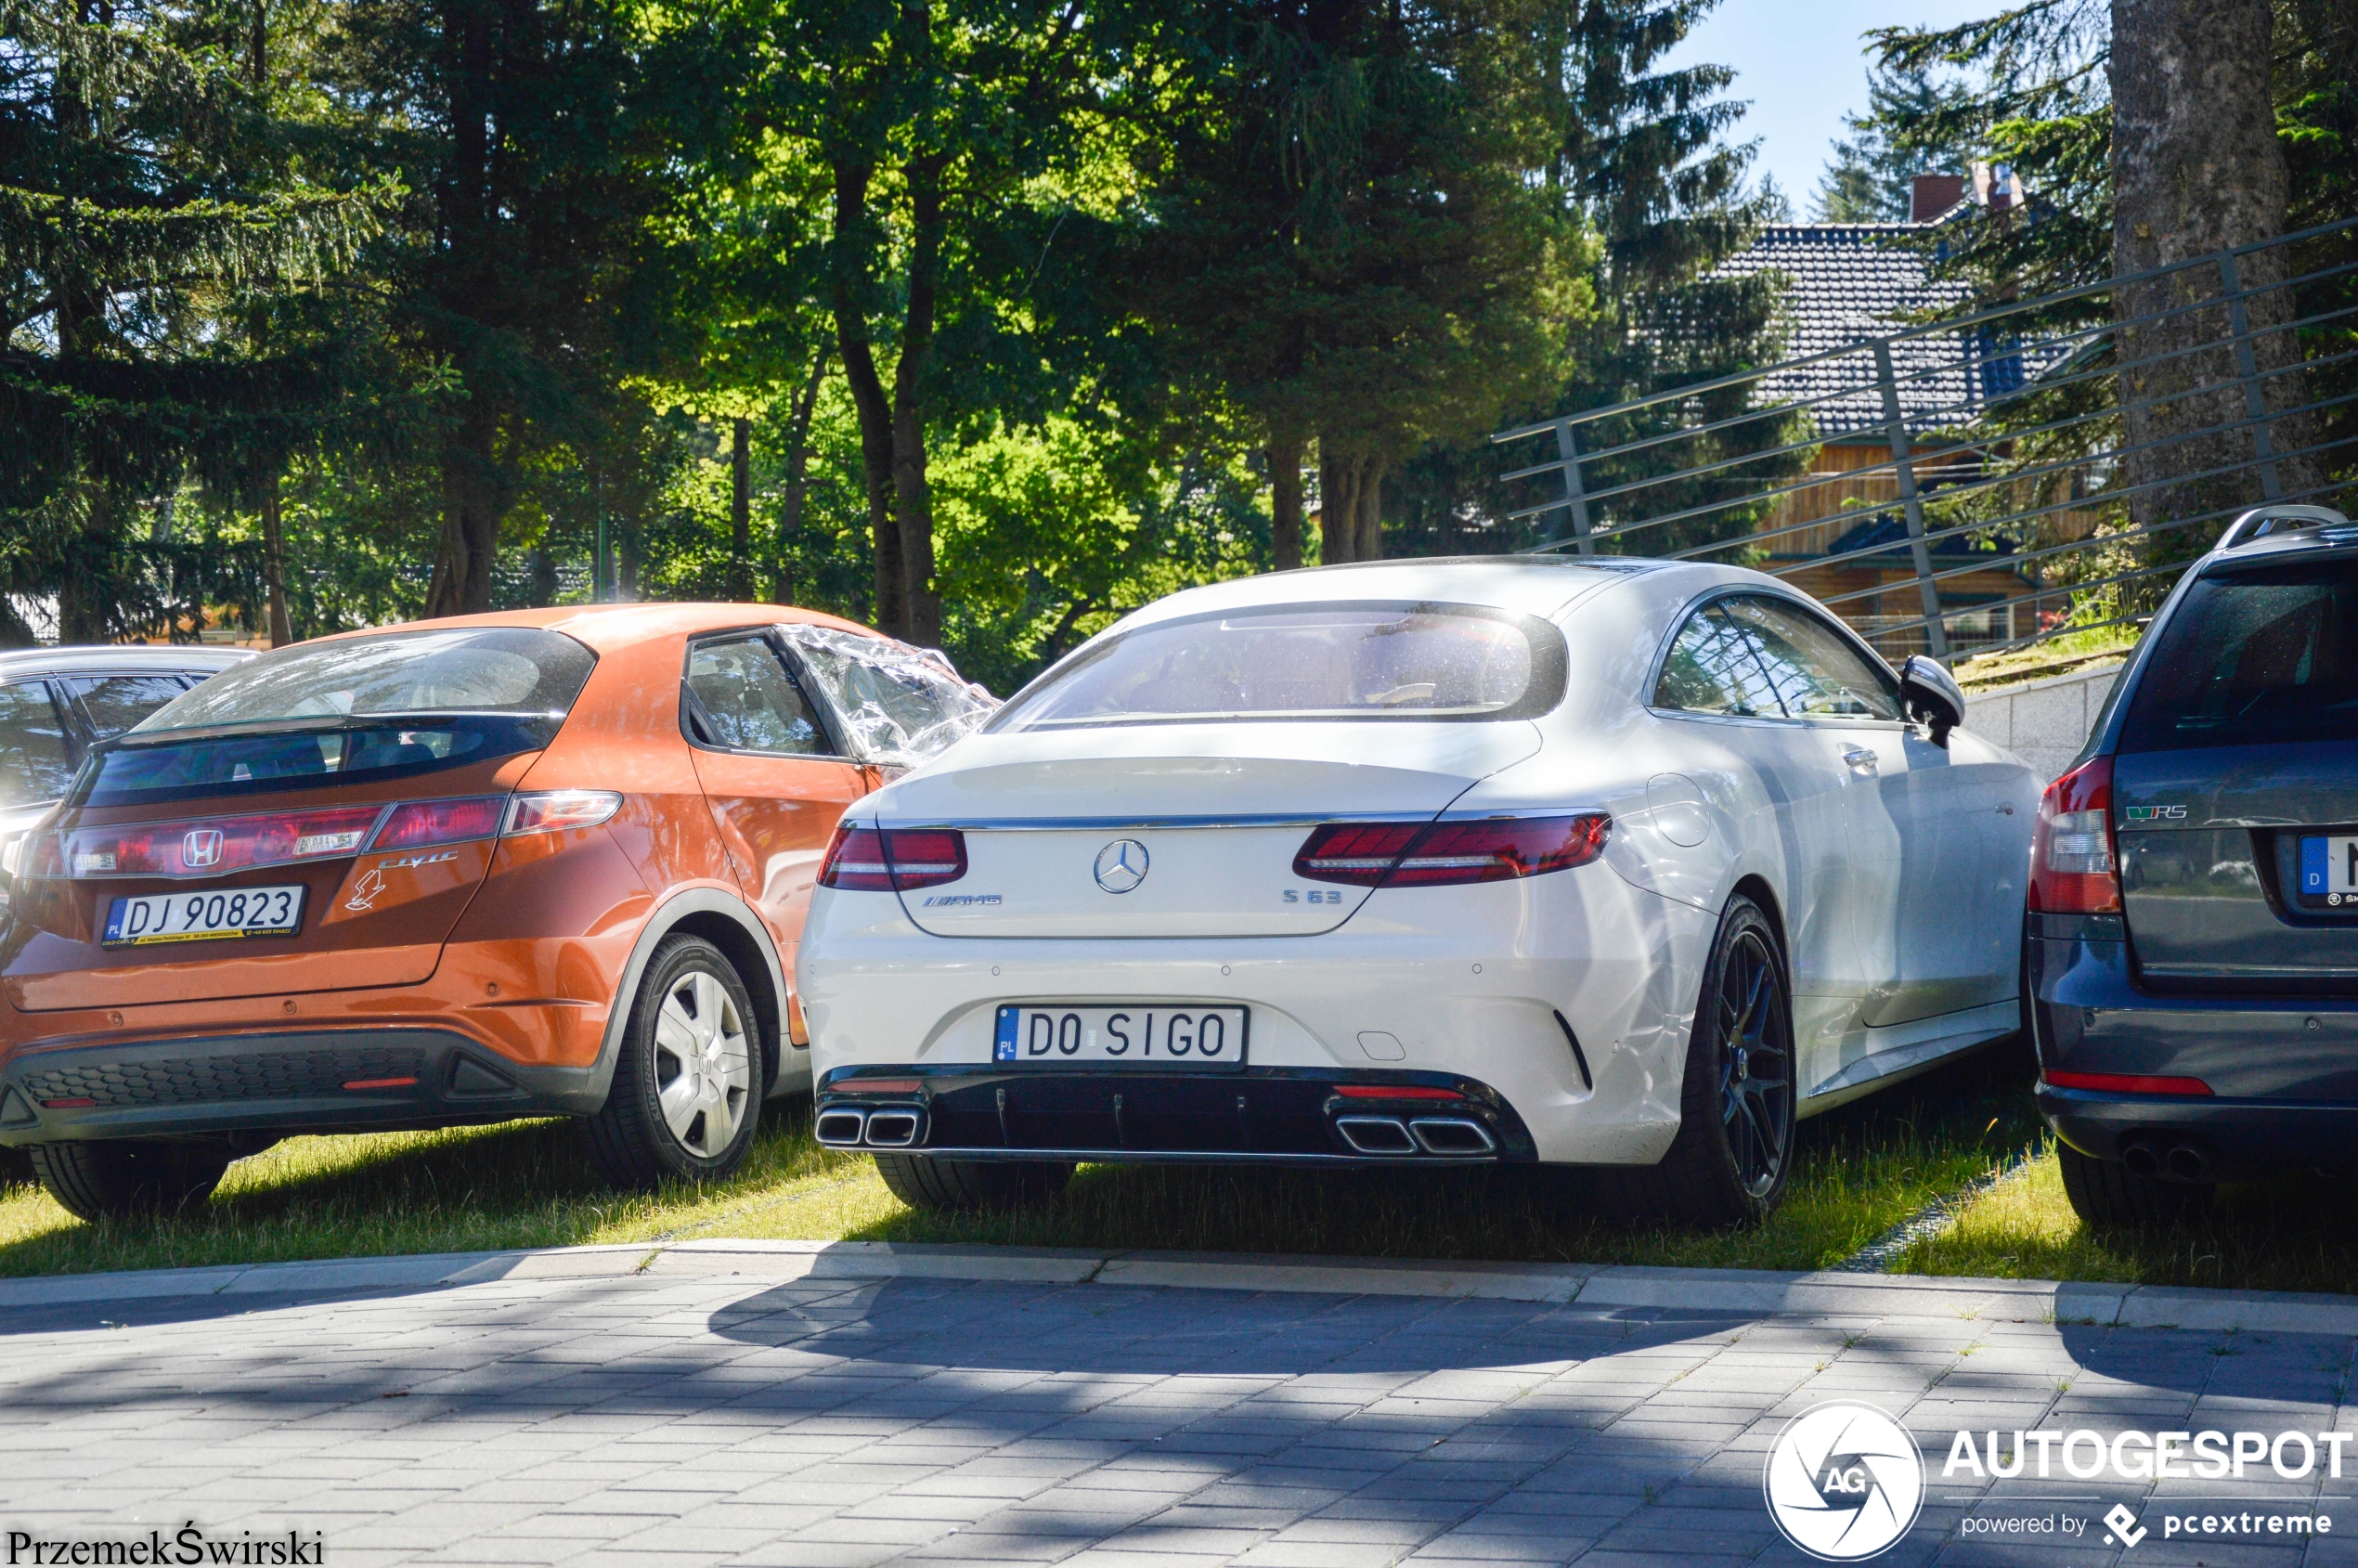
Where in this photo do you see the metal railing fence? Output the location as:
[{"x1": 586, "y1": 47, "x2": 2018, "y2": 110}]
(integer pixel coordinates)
[{"x1": 1492, "y1": 214, "x2": 2358, "y2": 668}]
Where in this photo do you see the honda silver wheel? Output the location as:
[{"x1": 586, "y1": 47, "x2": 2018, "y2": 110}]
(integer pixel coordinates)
[{"x1": 654, "y1": 966, "x2": 751, "y2": 1158}]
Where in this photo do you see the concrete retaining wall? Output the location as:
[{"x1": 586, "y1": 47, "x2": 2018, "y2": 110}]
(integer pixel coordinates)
[{"x1": 1963, "y1": 661, "x2": 2122, "y2": 781}]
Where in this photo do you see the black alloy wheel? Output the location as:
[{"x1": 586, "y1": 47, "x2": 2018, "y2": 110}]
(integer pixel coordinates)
[
  {"x1": 1717, "y1": 919, "x2": 1794, "y2": 1201},
  {"x1": 1596, "y1": 893, "x2": 1797, "y2": 1226}
]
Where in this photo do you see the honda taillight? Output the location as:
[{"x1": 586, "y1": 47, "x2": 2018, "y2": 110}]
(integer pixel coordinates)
[
  {"x1": 1295, "y1": 814, "x2": 1612, "y2": 889},
  {"x1": 2029, "y1": 756, "x2": 2119, "y2": 914},
  {"x1": 503, "y1": 790, "x2": 623, "y2": 836},
  {"x1": 817, "y1": 823, "x2": 967, "y2": 892},
  {"x1": 40, "y1": 805, "x2": 386, "y2": 877},
  {"x1": 369, "y1": 797, "x2": 506, "y2": 851}
]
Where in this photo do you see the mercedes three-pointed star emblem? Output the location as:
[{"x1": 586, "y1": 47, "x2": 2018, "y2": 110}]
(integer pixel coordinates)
[{"x1": 1093, "y1": 838, "x2": 1149, "y2": 894}]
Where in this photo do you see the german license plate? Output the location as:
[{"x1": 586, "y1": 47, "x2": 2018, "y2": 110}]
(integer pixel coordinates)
[
  {"x1": 103, "y1": 885, "x2": 305, "y2": 946},
  {"x1": 2300, "y1": 836, "x2": 2358, "y2": 903},
  {"x1": 993, "y1": 1004, "x2": 1249, "y2": 1070}
]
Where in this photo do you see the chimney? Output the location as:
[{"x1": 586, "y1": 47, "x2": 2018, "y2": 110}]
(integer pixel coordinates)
[{"x1": 1911, "y1": 173, "x2": 1969, "y2": 223}]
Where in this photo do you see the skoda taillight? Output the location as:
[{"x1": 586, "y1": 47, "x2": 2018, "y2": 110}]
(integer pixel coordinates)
[
  {"x1": 2028, "y1": 756, "x2": 2120, "y2": 914},
  {"x1": 817, "y1": 823, "x2": 966, "y2": 892},
  {"x1": 1295, "y1": 814, "x2": 1612, "y2": 889}
]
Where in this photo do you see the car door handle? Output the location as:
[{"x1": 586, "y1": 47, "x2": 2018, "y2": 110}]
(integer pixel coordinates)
[{"x1": 1841, "y1": 745, "x2": 1878, "y2": 775}]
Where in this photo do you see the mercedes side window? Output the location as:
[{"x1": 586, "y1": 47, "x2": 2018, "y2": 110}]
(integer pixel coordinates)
[
  {"x1": 1719, "y1": 596, "x2": 1903, "y2": 721},
  {"x1": 683, "y1": 636, "x2": 827, "y2": 755},
  {"x1": 0, "y1": 680, "x2": 75, "y2": 807},
  {"x1": 1654, "y1": 607, "x2": 1785, "y2": 718},
  {"x1": 66, "y1": 674, "x2": 200, "y2": 742}
]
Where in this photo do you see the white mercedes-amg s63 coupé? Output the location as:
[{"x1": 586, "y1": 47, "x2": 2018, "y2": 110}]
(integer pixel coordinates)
[{"x1": 799, "y1": 556, "x2": 2040, "y2": 1224}]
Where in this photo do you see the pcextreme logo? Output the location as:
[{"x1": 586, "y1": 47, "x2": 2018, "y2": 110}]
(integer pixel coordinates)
[{"x1": 1763, "y1": 1402, "x2": 1926, "y2": 1561}]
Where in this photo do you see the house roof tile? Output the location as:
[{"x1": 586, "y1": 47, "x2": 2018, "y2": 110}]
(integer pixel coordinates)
[{"x1": 1715, "y1": 223, "x2": 2008, "y2": 437}]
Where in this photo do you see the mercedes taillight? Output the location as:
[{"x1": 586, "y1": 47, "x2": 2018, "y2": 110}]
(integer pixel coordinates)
[
  {"x1": 818, "y1": 824, "x2": 967, "y2": 892},
  {"x1": 1294, "y1": 814, "x2": 1612, "y2": 888}
]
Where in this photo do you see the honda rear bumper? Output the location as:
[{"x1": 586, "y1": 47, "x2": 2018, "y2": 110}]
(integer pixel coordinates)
[{"x1": 0, "y1": 1028, "x2": 604, "y2": 1146}]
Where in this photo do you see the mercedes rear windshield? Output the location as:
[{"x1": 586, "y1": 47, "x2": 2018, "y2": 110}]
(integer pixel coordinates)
[
  {"x1": 987, "y1": 603, "x2": 1569, "y2": 731},
  {"x1": 75, "y1": 628, "x2": 596, "y2": 806}
]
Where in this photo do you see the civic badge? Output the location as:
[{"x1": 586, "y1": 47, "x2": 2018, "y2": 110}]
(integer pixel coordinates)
[
  {"x1": 1093, "y1": 838, "x2": 1149, "y2": 894},
  {"x1": 182, "y1": 829, "x2": 224, "y2": 869}
]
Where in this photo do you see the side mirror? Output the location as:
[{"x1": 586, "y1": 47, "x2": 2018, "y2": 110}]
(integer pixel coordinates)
[{"x1": 1898, "y1": 655, "x2": 1965, "y2": 746}]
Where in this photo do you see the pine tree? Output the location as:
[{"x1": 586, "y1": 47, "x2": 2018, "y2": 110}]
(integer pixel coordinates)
[
  {"x1": 1811, "y1": 65, "x2": 1977, "y2": 224},
  {"x1": 1, "y1": 0, "x2": 402, "y2": 641}
]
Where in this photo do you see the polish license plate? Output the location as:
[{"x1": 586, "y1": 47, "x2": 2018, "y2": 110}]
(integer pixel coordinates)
[
  {"x1": 993, "y1": 1004, "x2": 1249, "y2": 1070},
  {"x1": 103, "y1": 885, "x2": 305, "y2": 946}
]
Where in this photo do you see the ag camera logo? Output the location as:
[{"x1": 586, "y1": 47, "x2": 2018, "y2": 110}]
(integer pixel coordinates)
[{"x1": 1763, "y1": 1402, "x2": 1925, "y2": 1560}]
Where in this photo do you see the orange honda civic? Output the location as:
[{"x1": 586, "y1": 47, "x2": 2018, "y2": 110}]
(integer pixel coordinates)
[{"x1": 0, "y1": 604, "x2": 991, "y2": 1218}]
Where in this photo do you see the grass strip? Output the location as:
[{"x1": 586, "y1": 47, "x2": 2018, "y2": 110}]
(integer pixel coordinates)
[
  {"x1": 0, "y1": 1048, "x2": 2041, "y2": 1281},
  {"x1": 1898, "y1": 1147, "x2": 2358, "y2": 1295}
]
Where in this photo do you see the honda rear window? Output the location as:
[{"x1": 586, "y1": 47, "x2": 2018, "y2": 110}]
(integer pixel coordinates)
[
  {"x1": 132, "y1": 627, "x2": 595, "y2": 734},
  {"x1": 2120, "y1": 560, "x2": 2358, "y2": 751},
  {"x1": 79, "y1": 716, "x2": 553, "y2": 807},
  {"x1": 989, "y1": 603, "x2": 1567, "y2": 731}
]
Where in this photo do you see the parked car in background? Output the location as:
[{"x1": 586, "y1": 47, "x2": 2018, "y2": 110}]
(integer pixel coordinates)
[
  {"x1": 0, "y1": 646, "x2": 255, "y2": 911},
  {"x1": 0, "y1": 607, "x2": 991, "y2": 1218},
  {"x1": 2030, "y1": 503, "x2": 2358, "y2": 1226},
  {"x1": 799, "y1": 557, "x2": 2041, "y2": 1225}
]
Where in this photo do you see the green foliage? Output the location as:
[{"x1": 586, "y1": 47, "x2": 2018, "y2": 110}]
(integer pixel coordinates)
[
  {"x1": 2, "y1": 0, "x2": 1793, "y2": 689},
  {"x1": 0, "y1": 0, "x2": 421, "y2": 641},
  {"x1": 1812, "y1": 62, "x2": 1979, "y2": 223}
]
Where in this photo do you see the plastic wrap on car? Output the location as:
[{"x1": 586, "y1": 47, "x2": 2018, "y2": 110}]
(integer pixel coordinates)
[{"x1": 777, "y1": 625, "x2": 998, "y2": 767}]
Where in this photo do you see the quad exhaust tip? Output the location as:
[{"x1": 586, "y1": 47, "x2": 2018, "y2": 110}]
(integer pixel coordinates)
[
  {"x1": 1334, "y1": 1116, "x2": 1496, "y2": 1157},
  {"x1": 815, "y1": 1109, "x2": 867, "y2": 1147},
  {"x1": 1335, "y1": 1117, "x2": 1418, "y2": 1155},
  {"x1": 1409, "y1": 1118, "x2": 1496, "y2": 1155},
  {"x1": 863, "y1": 1111, "x2": 920, "y2": 1147},
  {"x1": 816, "y1": 1107, "x2": 926, "y2": 1149}
]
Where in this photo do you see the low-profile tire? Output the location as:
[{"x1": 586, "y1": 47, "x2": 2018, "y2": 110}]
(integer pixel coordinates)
[
  {"x1": 30, "y1": 1139, "x2": 234, "y2": 1221},
  {"x1": 1597, "y1": 893, "x2": 1797, "y2": 1227},
  {"x1": 873, "y1": 1152, "x2": 1073, "y2": 1212},
  {"x1": 2056, "y1": 1142, "x2": 2213, "y2": 1228},
  {"x1": 581, "y1": 935, "x2": 763, "y2": 1191}
]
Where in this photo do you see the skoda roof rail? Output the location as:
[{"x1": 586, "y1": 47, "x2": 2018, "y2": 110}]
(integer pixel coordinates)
[{"x1": 2215, "y1": 503, "x2": 2355, "y2": 551}]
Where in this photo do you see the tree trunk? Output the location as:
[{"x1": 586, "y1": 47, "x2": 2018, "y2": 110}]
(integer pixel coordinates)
[
  {"x1": 259, "y1": 474, "x2": 292, "y2": 645},
  {"x1": 1315, "y1": 440, "x2": 1383, "y2": 565},
  {"x1": 1267, "y1": 432, "x2": 1304, "y2": 572},
  {"x1": 830, "y1": 160, "x2": 905, "y2": 637},
  {"x1": 891, "y1": 153, "x2": 948, "y2": 648},
  {"x1": 729, "y1": 415, "x2": 754, "y2": 601},
  {"x1": 1354, "y1": 460, "x2": 1385, "y2": 562},
  {"x1": 57, "y1": 482, "x2": 116, "y2": 643},
  {"x1": 1317, "y1": 445, "x2": 1356, "y2": 565},
  {"x1": 773, "y1": 346, "x2": 828, "y2": 605},
  {"x1": 426, "y1": 406, "x2": 499, "y2": 617},
  {"x1": 2111, "y1": 0, "x2": 2315, "y2": 549},
  {"x1": 426, "y1": 0, "x2": 499, "y2": 616}
]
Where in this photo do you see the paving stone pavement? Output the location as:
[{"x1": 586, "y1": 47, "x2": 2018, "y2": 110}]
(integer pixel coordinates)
[{"x1": 5, "y1": 1267, "x2": 2358, "y2": 1567}]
